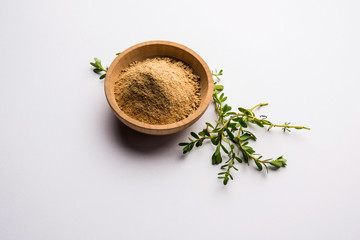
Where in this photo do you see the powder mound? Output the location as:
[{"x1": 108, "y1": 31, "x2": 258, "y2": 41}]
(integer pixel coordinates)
[{"x1": 114, "y1": 57, "x2": 200, "y2": 125}]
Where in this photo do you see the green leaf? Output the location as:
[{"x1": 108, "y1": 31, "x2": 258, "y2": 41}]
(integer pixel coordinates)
[
  {"x1": 239, "y1": 118, "x2": 248, "y2": 128},
  {"x1": 224, "y1": 112, "x2": 236, "y2": 117},
  {"x1": 216, "y1": 154, "x2": 222, "y2": 164},
  {"x1": 116, "y1": 52, "x2": 122, "y2": 55},
  {"x1": 235, "y1": 157, "x2": 242, "y2": 163},
  {"x1": 262, "y1": 120, "x2": 272, "y2": 125},
  {"x1": 238, "y1": 107, "x2": 251, "y2": 116},
  {"x1": 93, "y1": 68, "x2": 102, "y2": 73},
  {"x1": 222, "y1": 104, "x2": 232, "y2": 113},
  {"x1": 203, "y1": 129, "x2": 210, "y2": 137},
  {"x1": 188, "y1": 142, "x2": 195, "y2": 151},
  {"x1": 222, "y1": 136, "x2": 230, "y2": 144},
  {"x1": 214, "y1": 85, "x2": 224, "y2": 91},
  {"x1": 210, "y1": 137, "x2": 217, "y2": 145},
  {"x1": 191, "y1": 132, "x2": 199, "y2": 139},
  {"x1": 213, "y1": 127, "x2": 221, "y2": 133},
  {"x1": 255, "y1": 160, "x2": 263, "y2": 171},
  {"x1": 242, "y1": 150, "x2": 249, "y2": 164},
  {"x1": 243, "y1": 130, "x2": 257, "y2": 140},
  {"x1": 269, "y1": 157, "x2": 287, "y2": 168},
  {"x1": 212, "y1": 145, "x2": 222, "y2": 165},
  {"x1": 242, "y1": 144, "x2": 255, "y2": 154},
  {"x1": 220, "y1": 144, "x2": 229, "y2": 154},
  {"x1": 100, "y1": 74, "x2": 106, "y2": 79},
  {"x1": 178, "y1": 142, "x2": 188, "y2": 146},
  {"x1": 206, "y1": 122, "x2": 214, "y2": 129},
  {"x1": 239, "y1": 134, "x2": 250, "y2": 141},
  {"x1": 225, "y1": 128, "x2": 234, "y2": 140},
  {"x1": 94, "y1": 57, "x2": 101, "y2": 64},
  {"x1": 228, "y1": 122, "x2": 237, "y2": 130},
  {"x1": 253, "y1": 119, "x2": 264, "y2": 127},
  {"x1": 269, "y1": 161, "x2": 283, "y2": 168}
]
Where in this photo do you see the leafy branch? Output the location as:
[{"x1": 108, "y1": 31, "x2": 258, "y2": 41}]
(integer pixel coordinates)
[
  {"x1": 179, "y1": 70, "x2": 310, "y2": 185},
  {"x1": 90, "y1": 52, "x2": 121, "y2": 80}
]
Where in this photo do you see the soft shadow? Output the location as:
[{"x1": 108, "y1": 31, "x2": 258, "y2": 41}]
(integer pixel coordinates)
[{"x1": 107, "y1": 113, "x2": 182, "y2": 154}]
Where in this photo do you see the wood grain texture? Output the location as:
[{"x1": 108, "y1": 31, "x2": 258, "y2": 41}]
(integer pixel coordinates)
[{"x1": 105, "y1": 40, "x2": 213, "y2": 135}]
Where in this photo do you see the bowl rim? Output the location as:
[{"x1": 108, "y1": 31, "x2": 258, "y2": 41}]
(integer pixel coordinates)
[{"x1": 104, "y1": 40, "x2": 213, "y2": 132}]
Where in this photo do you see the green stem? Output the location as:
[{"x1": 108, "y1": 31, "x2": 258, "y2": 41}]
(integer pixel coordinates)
[
  {"x1": 237, "y1": 126, "x2": 243, "y2": 138},
  {"x1": 193, "y1": 136, "x2": 216, "y2": 143},
  {"x1": 249, "y1": 103, "x2": 268, "y2": 112},
  {"x1": 248, "y1": 115, "x2": 310, "y2": 130},
  {"x1": 270, "y1": 124, "x2": 310, "y2": 130},
  {"x1": 238, "y1": 141, "x2": 269, "y2": 164}
]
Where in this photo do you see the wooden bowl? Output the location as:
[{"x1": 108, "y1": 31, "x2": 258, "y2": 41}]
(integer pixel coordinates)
[{"x1": 104, "y1": 40, "x2": 213, "y2": 135}]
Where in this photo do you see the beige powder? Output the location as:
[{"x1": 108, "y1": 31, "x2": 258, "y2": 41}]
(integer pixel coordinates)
[{"x1": 114, "y1": 57, "x2": 200, "y2": 125}]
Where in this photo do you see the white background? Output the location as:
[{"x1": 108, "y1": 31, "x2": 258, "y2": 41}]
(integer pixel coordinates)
[{"x1": 1, "y1": 0, "x2": 359, "y2": 239}]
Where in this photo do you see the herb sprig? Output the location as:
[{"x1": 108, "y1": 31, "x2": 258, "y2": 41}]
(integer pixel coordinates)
[
  {"x1": 179, "y1": 70, "x2": 310, "y2": 185},
  {"x1": 90, "y1": 52, "x2": 121, "y2": 80}
]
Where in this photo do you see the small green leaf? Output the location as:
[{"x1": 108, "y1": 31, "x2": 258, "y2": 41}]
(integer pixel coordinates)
[
  {"x1": 242, "y1": 151, "x2": 249, "y2": 164},
  {"x1": 235, "y1": 157, "x2": 242, "y2": 163},
  {"x1": 178, "y1": 142, "x2": 188, "y2": 146},
  {"x1": 239, "y1": 134, "x2": 251, "y2": 141},
  {"x1": 238, "y1": 107, "x2": 251, "y2": 116},
  {"x1": 222, "y1": 104, "x2": 232, "y2": 113},
  {"x1": 220, "y1": 144, "x2": 229, "y2": 154},
  {"x1": 216, "y1": 154, "x2": 222, "y2": 165},
  {"x1": 210, "y1": 137, "x2": 217, "y2": 145},
  {"x1": 243, "y1": 130, "x2": 257, "y2": 140},
  {"x1": 196, "y1": 139, "x2": 203, "y2": 147},
  {"x1": 225, "y1": 128, "x2": 234, "y2": 140},
  {"x1": 188, "y1": 142, "x2": 195, "y2": 151},
  {"x1": 191, "y1": 132, "x2": 199, "y2": 139},
  {"x1": 262, "y1": 120, "x2": 272, "y2": 125},
  {"x1": 253, "y1": 119, "x2": 264, "y2": 127},
  {"x1": 212, "y1": 145, "x2": 221, "y2": 164},
  {"x1": 269, "y1": 161, "x2": 283, "y2": 168},
  {"x1": 255, "y1": 160, "x2": 263, "y2": 171},
  {"x1": 269, "y1": 157, "x2": 287, "y2": 168},
  {"x1": 100, "y1": 74, "x2": 106, "y2": 79},
  {"x1": 206, "y1": 122, "x2": 214, "y2": 129},
  {"x1": 93, "y1": 68, "x2": 102, "y2": 73},
  {"x1": 203, "y1": 129, "x2": 210, "y2": 137},
  {"x1": 224, "y1": 112, "x2": 236, "y2": 117},
  {"x1": 239, "y1": 118, "x2": 248, "y2": 128},
  {"x1": 214, "y1": 85, "x2": 224, "y2": 91}
]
